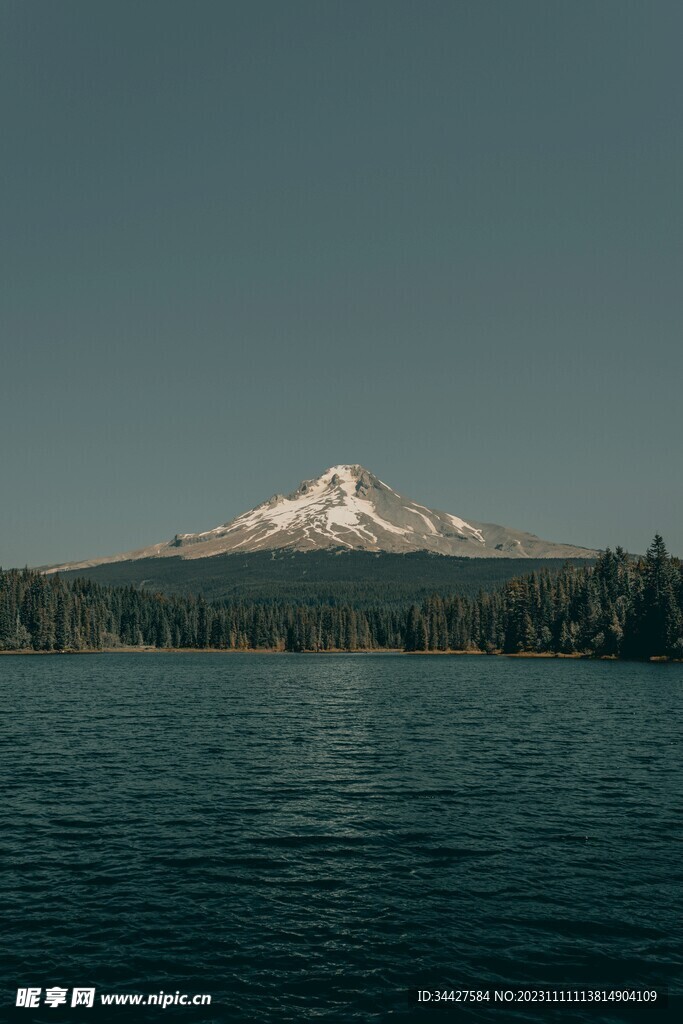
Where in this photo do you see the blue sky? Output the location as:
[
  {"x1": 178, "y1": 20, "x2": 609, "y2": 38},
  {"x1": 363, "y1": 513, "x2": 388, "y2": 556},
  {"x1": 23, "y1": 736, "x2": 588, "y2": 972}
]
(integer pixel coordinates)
[{"x1": 1, "y1": 0, "x2": 681, "y2": 566}]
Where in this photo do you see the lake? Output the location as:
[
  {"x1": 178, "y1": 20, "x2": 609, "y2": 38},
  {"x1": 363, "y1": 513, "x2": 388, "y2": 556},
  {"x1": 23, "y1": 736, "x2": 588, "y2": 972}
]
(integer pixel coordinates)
[{"x1": 1, "y1": 654, "x2": 681, "y2": 1022}]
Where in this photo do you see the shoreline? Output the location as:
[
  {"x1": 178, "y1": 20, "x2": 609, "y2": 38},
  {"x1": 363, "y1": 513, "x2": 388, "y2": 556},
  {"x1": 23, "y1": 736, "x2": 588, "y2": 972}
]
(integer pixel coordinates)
[{"x1": 0, "y1": 648, "x2": 678, "y2": 662}]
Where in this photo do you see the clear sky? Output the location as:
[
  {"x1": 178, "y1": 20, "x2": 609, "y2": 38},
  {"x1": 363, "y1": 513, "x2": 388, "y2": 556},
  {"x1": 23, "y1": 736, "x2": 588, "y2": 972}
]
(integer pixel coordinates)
[{"x1": 2, "y1": 0, "x2": 681, "y2": 567}]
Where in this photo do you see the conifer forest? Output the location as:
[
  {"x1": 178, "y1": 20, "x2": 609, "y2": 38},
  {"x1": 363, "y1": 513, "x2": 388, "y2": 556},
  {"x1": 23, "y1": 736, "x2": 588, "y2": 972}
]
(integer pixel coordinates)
[{"x1": 1, "y1": 537, "x2": 681, "y2": 660}]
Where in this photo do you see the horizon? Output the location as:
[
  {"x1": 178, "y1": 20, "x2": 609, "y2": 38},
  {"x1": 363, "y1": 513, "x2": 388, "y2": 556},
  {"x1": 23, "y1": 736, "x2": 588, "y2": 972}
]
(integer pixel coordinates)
[{"x1": 2, "y1": 1, "x2": 682, "y2": 566}]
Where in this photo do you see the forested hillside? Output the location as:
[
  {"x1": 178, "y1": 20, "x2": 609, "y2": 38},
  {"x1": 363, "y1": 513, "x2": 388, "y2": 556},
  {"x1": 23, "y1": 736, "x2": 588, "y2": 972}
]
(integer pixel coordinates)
[
  {"x1": 2, "y1": 537, "x2": 681, "y2": 659},
  {"x1": 51, "y1": 549, "x2": 590, "y2": 605}
]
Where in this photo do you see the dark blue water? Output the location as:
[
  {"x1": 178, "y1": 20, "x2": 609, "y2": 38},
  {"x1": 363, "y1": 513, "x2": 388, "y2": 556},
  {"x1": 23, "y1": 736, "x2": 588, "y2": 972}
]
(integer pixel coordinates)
[{"x1": 1, "y1": 654, "x2": 681, "y2": 1022}]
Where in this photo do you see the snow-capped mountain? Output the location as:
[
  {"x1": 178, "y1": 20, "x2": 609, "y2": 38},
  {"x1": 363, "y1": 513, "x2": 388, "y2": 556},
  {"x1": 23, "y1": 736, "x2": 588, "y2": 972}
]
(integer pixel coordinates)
[{"x1": 46, "y1": 464, "x2": 597, "y2": 572}]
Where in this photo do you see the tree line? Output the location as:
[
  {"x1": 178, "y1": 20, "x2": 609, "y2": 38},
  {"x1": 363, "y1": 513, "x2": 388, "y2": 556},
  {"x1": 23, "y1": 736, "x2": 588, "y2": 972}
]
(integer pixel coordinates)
[{"x1": 1, "y1": 536, "x2": 681, "y2": 659}]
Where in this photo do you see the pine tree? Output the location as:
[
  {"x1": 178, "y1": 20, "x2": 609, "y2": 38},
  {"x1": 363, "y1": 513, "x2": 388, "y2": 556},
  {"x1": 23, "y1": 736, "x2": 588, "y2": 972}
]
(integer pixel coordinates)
[{"x1": 626, "y1": 535, "x2": 681, "y2": 657}]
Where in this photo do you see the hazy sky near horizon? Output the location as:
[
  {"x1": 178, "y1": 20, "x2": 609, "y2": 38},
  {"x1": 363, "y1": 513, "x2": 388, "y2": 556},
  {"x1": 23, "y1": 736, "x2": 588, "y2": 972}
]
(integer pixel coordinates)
[{"x1": 2, "y1": 0, "x2": 682, "y2": 567}]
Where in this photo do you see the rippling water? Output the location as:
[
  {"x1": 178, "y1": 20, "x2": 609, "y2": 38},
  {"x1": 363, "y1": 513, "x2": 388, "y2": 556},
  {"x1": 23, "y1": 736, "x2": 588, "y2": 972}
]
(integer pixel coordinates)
[{"x1": 1, "y1": 654, "x2": 681, "y2": 1022}]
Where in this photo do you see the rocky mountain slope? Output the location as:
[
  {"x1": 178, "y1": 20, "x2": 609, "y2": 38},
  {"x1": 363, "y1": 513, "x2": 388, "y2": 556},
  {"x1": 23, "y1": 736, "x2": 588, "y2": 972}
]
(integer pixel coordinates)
[{"x1": 45, "y1": 464, "x2": 598, "y2": 572}]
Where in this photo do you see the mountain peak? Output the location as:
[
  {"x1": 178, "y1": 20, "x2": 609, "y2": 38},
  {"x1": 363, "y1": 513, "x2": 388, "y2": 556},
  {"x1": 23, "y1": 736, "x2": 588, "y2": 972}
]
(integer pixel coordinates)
[
  {"x1": 44, "y1": 464, "x2": 599, "y2": 571},
  {"x1": 323, "y1": 463, "x2": 366, "y2": 475},
  {"x1": 287, "y1": 464, "x2": 377, "y2": 501}
]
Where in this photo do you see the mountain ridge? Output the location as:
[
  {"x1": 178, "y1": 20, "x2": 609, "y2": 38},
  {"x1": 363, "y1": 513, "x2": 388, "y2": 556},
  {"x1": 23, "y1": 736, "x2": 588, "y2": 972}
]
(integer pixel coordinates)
[{"x1": 44, "y1": 463, "x2": 598, "y2": 572}]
